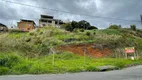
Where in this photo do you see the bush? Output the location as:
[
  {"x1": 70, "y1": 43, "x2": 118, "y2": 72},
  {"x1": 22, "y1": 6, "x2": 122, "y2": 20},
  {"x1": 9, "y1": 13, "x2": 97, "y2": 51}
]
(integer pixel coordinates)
[
  {"x1": 0, "y1": 53, "x2": 21, "y2": 68},
  {"x1": 0, "y1": 67, "x2": 9, "y2": 75},
  {"x1": 61, "y1": 23, "x2": 74, "y2": 32},
  {"x1": 25, "y1": 37, "x2": 31, "y2": 42},
  {"x1": 130, "y1": 25, "x2": 137, "y2": 31},
  {"x1": 93, "y1": 32, "x2": 96, "y2": 35},
  {"x1": 29, "y1": 32, "x2": 34, "y2": 36},
  {"x1": 86, "y1": 32, "x2": 91, "y2": 36},
  {"x1": 80, "y1": 29, "x2": 85, "y2": 32},
  {"x1": 108, "y1": 24, "x2": 121, "y2": 29}
]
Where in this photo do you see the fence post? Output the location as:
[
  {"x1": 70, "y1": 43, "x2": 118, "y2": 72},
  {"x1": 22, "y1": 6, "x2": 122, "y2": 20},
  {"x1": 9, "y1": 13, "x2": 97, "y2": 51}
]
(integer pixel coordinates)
[
  {"x1": 82, "y1": 48, "x2": 87, "y2": 66},
  {"x1": 50, "y1": 47, "x2": 55, "y2": 66}
]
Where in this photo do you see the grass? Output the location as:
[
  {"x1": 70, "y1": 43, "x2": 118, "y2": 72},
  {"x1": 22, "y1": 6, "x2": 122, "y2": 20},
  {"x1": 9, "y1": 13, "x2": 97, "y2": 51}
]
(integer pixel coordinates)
[
  {"x1": 96, "y1": 29, "x2": 120, "y2": 35},
  {"x1": 0, "y1": 52, "x2": 142, "y2": 75},
  {"x1": 1, "y1": 26, "x2": 142, "y2": 75}
]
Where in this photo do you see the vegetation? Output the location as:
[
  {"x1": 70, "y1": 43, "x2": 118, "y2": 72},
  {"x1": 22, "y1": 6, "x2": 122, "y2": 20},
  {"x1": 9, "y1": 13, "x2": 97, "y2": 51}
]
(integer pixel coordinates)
[
  {"x1": 61, "y1": 20, "x2": 98, "y2": 31},
  {"x1": 0, "y1": 52, "x2": 142, "y2": 75},
  {"x1": 130, "y1": 24, "x2": 137, "y2": 31},
  {"x1": 1, "y1": 24, "x2": 142, "y2": 75},
  {"x1": 108, "y1": 24, "x2": 121, "y2": 29}
]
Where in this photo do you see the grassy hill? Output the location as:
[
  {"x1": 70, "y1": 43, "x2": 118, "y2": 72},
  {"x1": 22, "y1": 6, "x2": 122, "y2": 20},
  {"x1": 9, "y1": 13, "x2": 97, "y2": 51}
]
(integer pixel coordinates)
[
  {"x1": 1, "y1": 26, "x2": 142, "y2": 75},
  {"x1": 1, "y1": 26, "x2": 142, "y2": 57}
]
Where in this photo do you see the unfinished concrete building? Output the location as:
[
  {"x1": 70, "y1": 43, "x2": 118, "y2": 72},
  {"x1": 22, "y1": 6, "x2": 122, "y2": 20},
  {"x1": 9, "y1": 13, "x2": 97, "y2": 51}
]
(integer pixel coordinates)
[{"x1": 39, "y1": 15, "x2": 64, "y2": 28}]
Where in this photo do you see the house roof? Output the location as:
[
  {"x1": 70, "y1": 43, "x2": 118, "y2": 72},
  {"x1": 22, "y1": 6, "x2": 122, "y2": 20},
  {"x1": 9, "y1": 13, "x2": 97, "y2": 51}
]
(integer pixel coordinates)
[
  {"x1": 0, "y1": 23, "x2": 7, "y2": 27},
  {"x1": 41, "y1": 15, "x2": 54, "y2": 19},
  {"x1": 20, "y1": 19, "x2": 36, "y2": 24}
]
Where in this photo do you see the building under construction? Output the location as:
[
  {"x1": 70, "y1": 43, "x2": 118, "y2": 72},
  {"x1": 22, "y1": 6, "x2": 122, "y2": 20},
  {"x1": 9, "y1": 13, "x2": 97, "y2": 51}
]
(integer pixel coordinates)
[{"x1": 39, "y1": 15, "x2": 64, "y2": 28}]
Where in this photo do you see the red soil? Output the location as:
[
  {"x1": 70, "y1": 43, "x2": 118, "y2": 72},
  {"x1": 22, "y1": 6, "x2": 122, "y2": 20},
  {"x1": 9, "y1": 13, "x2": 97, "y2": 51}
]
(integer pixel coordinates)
[{"x1": 57, "y1": 44, "x2": 111, "y2": 58}]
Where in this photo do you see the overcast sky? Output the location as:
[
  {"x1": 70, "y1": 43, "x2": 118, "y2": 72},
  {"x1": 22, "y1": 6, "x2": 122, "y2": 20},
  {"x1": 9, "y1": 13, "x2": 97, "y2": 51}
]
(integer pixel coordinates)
[{"x1": 0, "y1": 0, "x2": 142, "y2": 29}]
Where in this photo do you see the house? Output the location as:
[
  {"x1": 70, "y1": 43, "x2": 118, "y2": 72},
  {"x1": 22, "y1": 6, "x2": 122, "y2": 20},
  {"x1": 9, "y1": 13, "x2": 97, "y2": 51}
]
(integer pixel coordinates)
[
  {"x1": 39, "y1": 15, "x2": 64, "y2": 28},
  {"x1": 17, "y1": 19, "x2": 36, "y2": 31},
  {"x1": 0, "y1": 23, "x2": 8, "y2": 32}
]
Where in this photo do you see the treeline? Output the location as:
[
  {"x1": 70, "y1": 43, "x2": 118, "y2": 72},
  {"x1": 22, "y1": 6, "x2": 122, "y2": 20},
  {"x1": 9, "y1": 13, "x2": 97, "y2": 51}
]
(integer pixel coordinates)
[
  {"x1": 61, "y1": 20, "x2": 98, "y2": 31},
  {"x1": 108, "y1": 24, "x2": 137, "y2": 31},
  {"x1": 61, "y1": 20, "x2": 139, "y2": 32}
]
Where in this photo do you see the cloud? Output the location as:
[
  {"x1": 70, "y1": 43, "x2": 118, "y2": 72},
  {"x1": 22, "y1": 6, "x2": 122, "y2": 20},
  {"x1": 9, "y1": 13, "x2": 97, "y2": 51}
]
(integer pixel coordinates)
[{"x1": 0, "y1": 0, "x2": 142, "y2": 28}]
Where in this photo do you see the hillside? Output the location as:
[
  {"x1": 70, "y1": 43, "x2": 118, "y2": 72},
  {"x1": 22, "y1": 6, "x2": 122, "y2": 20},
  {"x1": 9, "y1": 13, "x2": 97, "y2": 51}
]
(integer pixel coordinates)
[
  {"x1": 1, "y1": 26, "x2": 142, "y2": 75},
  {"x1": 1, "y1": 26, "x2": 142, "y2": 58}
]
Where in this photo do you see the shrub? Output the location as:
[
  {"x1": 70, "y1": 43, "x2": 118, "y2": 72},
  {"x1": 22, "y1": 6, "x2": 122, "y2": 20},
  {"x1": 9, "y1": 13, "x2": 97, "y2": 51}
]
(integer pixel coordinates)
[
  {"x1": 130, "y1": 25, "x2": 137, "y2": 31},
  {"x1": 86, "y1": 32, "x2": 91, "y2": 36},
  {"x1": 29, "y1": 32, "x2": 34, "y2": 36},
  {"x1": 108, "y1": 24, "x2": 121, "y2": 29},
  {"x1": 73, "y1": 28, "x2": 80, "y2": 33},
  {"x1": 93, "y1": 32, "x2": 96, "y2": 35},
  {"x1": 80, "y1": 29, "x2": 85, "y2": 32},
  {"x1": 25, "y1": 37, "x2": 31, "y2": 42},
  {"x1": 61, "y1": 23, "x2": 74, "y2": 32},
  {"x1": 0, "y1": 53, "x2": 22, "y2": 68},
  {"x1": 0, "y1": 67, "x2": 9, "y2": 75}
]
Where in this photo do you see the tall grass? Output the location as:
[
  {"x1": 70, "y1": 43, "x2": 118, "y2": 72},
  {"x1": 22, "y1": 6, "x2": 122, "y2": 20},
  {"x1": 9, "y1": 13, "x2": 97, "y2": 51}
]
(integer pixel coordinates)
[
  {"x1": 0, "y1": 52, "x2": 142, "y2": 75},
  {"x1": 1, "y1": 27, "x2": 142, "y2": 75}
]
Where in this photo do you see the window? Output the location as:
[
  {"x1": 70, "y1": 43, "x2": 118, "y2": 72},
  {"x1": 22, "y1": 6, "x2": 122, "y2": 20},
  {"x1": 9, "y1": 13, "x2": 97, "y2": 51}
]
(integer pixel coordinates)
[
  {"x1": 55, "y1": 21, "x2": 58, "y2": 24},
  {"x1": 48, "y1": 21, "x2": 52, "y2": 23},
  {"x1": 41, "y1": 20, "x2": 47, "y2": 22}
]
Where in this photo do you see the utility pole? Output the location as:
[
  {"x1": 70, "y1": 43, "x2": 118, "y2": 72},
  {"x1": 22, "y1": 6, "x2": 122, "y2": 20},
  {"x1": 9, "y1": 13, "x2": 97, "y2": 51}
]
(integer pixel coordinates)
[{"x1": 140, "y1": 15, "x2": 142, "y2": 27}]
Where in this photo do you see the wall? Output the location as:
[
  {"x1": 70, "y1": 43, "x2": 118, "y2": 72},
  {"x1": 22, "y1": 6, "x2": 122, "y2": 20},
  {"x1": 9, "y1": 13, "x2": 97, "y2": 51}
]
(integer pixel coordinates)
[
  {"x1": 18, "y1": 22, "x2": 35, "y2": 31},
  {"x1": 39, "y1": 20, "x2": 61, "y2": 28}
]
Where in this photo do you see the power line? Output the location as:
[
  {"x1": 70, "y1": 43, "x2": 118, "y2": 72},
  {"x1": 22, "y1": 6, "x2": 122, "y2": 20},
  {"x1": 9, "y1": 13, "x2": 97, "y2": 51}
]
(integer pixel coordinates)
[{"x1": 1, "y1": 0, "x2": 141, "y2": 22}]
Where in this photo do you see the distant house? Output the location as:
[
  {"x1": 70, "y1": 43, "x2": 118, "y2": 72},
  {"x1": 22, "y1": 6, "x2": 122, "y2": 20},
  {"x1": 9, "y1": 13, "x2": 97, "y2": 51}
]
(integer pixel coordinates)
[
  {"x1": 0, "y1": 23, "x2": 8, "y2": 32},
  {"x1": 39, "y1": 15, "x2": 64, "y2": 28},
  {"x1": 17, "y1": 19, "x2": 36, "y2": 31}
]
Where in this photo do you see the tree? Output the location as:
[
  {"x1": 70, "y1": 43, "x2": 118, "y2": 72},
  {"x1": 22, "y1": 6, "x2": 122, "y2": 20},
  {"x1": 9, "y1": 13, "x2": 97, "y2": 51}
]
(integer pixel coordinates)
[
  {"x1": 88, "y1": 26, "x2": 98, "y2": 30},
  {"x1": 108, "y1": 24, "x2": 121, "y2": 29},
  {"x1": 71, "y1": 21, "x2": 79, "y2": 29},
  {"x1": 61, "y1": 23, "x2": 74, "y2": 32},
  {"x1": 61, "y1": 20, "x2": 98, "y2": 31},
  {"x1": 130, "y1": 25, "x2": 136, "y2": 31},
  {"x1": 78, "y1": 20, "x2": 91, "y2": 30}
]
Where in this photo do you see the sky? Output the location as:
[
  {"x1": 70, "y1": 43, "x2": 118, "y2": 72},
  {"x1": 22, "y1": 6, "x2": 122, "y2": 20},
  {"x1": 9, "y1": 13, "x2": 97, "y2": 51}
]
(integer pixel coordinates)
[{"x1": 0, "y1": 0, "x2": 142, "y2": 29}]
